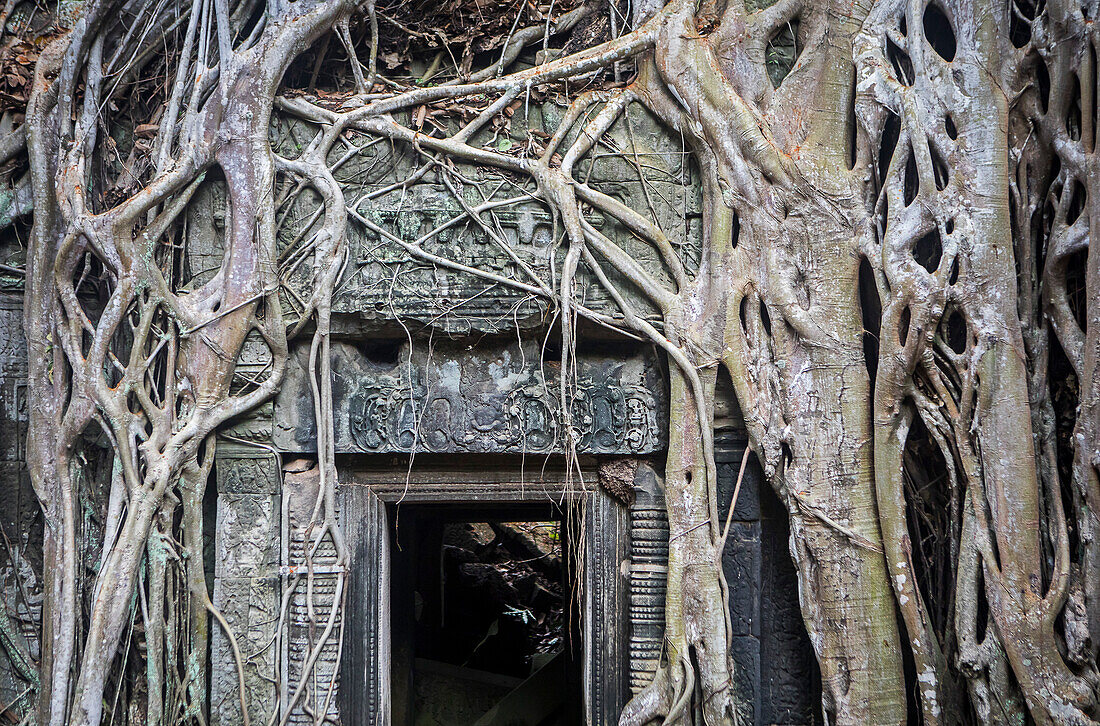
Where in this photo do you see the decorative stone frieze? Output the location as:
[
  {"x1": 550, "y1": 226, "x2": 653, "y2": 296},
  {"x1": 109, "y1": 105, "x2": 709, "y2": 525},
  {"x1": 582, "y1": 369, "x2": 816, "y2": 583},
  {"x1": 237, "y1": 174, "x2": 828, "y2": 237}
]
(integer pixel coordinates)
[{"x1": 274, "y1": 339, "x2": 667, "y2": 456}]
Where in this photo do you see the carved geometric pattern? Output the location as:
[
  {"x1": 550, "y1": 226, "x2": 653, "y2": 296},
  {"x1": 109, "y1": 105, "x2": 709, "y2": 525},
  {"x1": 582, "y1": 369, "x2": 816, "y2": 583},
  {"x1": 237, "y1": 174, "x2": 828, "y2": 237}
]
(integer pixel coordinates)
[
  {"x1": 282, "y1": 466, "x2": 342, "y2": 725},
  {"x1": 628, "y1": 463, "x2": 669, "y2": 695}
]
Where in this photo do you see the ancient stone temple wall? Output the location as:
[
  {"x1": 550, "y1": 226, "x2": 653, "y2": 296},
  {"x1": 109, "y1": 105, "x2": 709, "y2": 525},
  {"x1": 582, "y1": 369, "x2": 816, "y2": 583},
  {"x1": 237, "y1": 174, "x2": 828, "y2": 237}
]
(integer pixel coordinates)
[
  {"x1": 0, "y1": 292, "x2": 41, "y2": 714},
  {"x1": 199, "y1": 99, "x2": 820, "y2": 722},
  {"x1": 0, "y1": 97, "x2": 819, "y2": 724}
]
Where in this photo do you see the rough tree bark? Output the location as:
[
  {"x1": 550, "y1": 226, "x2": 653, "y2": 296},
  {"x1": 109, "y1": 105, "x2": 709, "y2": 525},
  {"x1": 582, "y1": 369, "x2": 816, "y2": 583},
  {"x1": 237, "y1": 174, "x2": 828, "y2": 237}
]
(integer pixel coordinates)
[{"x1": 0, "y1": 0, "x2": 1096, "y2": 724}]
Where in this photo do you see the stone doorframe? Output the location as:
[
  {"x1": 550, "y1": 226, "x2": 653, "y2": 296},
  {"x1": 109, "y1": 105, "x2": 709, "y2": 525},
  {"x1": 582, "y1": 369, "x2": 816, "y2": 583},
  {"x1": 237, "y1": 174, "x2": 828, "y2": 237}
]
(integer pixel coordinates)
[{"x1": 337, "y1": 459, "x2": 631, "y2": 726}]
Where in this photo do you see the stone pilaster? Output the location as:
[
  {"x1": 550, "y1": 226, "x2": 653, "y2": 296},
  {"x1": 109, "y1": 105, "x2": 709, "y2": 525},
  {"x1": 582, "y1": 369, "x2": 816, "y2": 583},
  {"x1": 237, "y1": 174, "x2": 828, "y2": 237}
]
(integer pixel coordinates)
[
  {"x1": 628, "y1": 462, "x2": 668, "y2": 696},
  {"x1": 210, "y1": 401, "x2": 281, "y2": 724}
]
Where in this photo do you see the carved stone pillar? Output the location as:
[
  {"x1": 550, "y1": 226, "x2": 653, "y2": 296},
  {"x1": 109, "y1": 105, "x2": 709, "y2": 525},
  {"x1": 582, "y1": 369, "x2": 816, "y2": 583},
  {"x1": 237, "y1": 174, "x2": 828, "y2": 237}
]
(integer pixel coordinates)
[
  {"x1": 628, "y1": 434, "x2": 779, "y2": 725},
  {"x1": 627, "y1": 462, "x2": 668, "y2": 696},
  {"x1": 210, "y1": 333, "x2": 282, "y2": 725},
  {"x1": 338, "y1": 487, "x2": 390, "y2": 724},
  {"x1": 281, "y1": 462, "x2": 343, "y2": 725},
  {"x1": 584, "y1": 485, "x2": 631, "y2": 725}
]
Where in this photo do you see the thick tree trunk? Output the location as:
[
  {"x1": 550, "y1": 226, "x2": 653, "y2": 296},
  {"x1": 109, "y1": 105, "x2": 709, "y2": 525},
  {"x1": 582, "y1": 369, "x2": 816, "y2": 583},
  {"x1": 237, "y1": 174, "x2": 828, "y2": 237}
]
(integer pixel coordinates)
[
  {"x1": 623, "y1": 2, "x2": 909, "y2": 719},
  {"x1": 23, "y1": 33, "x2": 81, "y2": 726},
  {"x1": 727, "y1": 202, "x2": 907, "y2": 724}
]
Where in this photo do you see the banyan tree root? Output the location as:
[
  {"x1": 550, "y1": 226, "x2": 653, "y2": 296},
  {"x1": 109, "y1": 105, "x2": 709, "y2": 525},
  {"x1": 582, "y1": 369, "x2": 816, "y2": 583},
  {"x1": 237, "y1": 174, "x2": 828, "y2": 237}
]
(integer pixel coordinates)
[{"x1": 19, "y1": 1, "x2": 355, "y2": 723}]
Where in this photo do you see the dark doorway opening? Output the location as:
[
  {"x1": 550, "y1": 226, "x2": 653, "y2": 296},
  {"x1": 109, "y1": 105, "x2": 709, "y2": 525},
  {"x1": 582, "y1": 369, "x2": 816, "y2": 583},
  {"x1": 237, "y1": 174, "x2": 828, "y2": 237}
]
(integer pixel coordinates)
[{"x1": 388, "y1": 502, "x2": 583, "y2": 726}]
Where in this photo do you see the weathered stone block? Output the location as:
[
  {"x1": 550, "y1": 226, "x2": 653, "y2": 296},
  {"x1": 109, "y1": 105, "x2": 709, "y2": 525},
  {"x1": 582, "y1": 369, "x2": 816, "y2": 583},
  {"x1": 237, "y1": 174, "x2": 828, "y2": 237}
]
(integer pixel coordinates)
[
  {"x1": 0, "y1": 298, "x2": 26, "y2": 377},
  {"x1": 722, "y1": 522, "x2": 761, "y2": 637},
  {"x1": 0, "y1": 379, "x2": 25, "y2": 463},
  {"x1": 234, "y1": 329, "x2": 274, "y2": 372},
  {"x1": 219, "y1": 403, "x2": 274, "y2": 445},
  {"x1": 214, "y1": 493, "x2": 279, "y2": 578},
  {"x1": 761, "y1": 483, "x2": 820, "y2": 725},
  {"x1": 730, "y1": 635, "x2": 761, "y2": 726},
  {"x1": 216, "y1": 450, "x2": 281, "y2": 495},
  {"x1": 716, "y1": 431, "x2": 763, "y2": 521}
]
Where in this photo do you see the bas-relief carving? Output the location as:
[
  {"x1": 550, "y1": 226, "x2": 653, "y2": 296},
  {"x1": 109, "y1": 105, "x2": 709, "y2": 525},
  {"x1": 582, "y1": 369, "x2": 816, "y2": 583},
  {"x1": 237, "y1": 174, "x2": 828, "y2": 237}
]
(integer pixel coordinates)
[
  {"x1": 216, "y1": 450, "x2": 281, "y2": 495},
  {"x1": 210, "y1": 578, "x2": 279, "y2": 726},
  {"x1": 0, "y1": 300, "x2": 26, "y2": 376},
  {"x1": 0, "y1": 298, "x2": 26, "y2": 465},
  {"x1": 219, "y1": 402, "x2": 274, "y2": 445},
  {"x1": 265, "y1": 103, "x2": 703, "y2": 336},
  {"x1": 235, "y1": 329, "x2": 274, "y2": 371},
  {"x1": 215, "y1": 493, "x2": 279, "y2": 578},
  {"x1": 0, "y1": 380, "x2": 25, "y2": 463},
  {"x1": 274, "y1": 340, "x2": 667, "y2": 455},
  {"x1": 210, "y1": 450, "x2": 281, "y2": 725},
  {"x1": 210, "y1": 474, "x2": 281, "y2": 725}
]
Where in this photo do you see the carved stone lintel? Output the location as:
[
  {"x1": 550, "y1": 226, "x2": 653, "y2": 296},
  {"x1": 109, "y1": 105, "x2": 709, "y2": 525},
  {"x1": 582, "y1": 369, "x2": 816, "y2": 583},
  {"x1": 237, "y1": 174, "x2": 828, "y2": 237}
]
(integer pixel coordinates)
[{"x1": 274, "y1": 340, "x2": 667, "y2": 456}]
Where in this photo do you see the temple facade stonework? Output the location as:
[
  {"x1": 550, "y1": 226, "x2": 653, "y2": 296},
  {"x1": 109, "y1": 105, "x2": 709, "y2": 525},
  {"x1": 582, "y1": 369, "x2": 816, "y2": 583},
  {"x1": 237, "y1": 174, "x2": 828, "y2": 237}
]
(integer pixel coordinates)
[
  {"x1": 0, "y1": 102, "x2": 818, "y2": 725},
  {"x1": 203, "y1": 106, "x2": 817, "y2": 724}
]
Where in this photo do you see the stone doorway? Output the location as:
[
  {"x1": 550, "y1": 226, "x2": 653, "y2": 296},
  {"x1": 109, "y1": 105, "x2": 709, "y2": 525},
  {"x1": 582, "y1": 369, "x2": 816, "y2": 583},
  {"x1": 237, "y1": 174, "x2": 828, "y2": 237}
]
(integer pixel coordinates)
[
  {"x1": 337, "y1": 458, "x2": 630, "y2": 726},
  {"x1": 388, "y1": 503, "x2": 581, "y2": 725}
]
